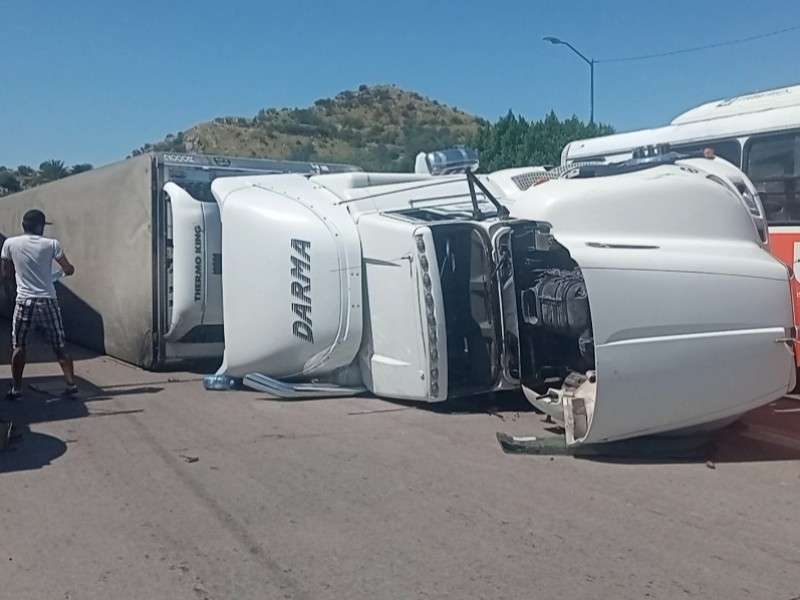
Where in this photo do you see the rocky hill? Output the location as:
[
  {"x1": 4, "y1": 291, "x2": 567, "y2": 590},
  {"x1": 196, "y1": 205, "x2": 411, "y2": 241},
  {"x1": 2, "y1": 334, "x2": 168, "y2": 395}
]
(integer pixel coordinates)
[{"x1": 132, "y1": 85, "x2": 485, "y2": 171}]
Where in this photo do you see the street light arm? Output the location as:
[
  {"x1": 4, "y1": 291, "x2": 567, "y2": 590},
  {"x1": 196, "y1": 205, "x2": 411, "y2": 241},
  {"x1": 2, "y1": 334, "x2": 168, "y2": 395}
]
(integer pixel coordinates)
[
  {"x1": 561, "y1": 41, "x2": 592, "y2": 66},
  {"x1": 542, "y1": 36, "x2": 593, "y2": 65}
]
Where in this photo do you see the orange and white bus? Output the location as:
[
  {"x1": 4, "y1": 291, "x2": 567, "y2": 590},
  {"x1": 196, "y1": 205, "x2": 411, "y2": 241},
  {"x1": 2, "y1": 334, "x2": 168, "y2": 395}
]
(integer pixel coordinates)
[{"x1": 562, "y1": 83, "x2": 800, "y2": 373}]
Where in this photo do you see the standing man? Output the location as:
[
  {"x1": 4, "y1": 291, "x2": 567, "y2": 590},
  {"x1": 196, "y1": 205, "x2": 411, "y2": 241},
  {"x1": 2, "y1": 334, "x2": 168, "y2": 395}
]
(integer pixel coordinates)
[{"x1": 1, "y1": 209, "x2": 78, "y2": 400}]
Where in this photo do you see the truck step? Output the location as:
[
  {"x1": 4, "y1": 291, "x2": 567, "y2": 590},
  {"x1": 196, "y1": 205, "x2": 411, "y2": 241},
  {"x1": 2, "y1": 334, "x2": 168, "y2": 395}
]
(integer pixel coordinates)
[{"x1": 243, "y1": 373, "x2": 367, "y2": 399}]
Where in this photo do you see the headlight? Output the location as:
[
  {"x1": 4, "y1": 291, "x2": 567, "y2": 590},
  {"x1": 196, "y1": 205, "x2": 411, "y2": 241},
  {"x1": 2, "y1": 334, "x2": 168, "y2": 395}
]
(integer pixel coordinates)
[
  {"x1": 737, "y1": 184, "x2": 769, "y2": 246},
  {"x1": 707, "y1": 175, "x2": 769, "y2": 247}
]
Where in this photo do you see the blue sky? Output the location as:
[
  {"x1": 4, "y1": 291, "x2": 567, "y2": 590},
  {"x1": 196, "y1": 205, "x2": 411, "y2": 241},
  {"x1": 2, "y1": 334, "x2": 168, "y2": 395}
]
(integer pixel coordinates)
[{"x1": 1, "y1": 0, "x2": 798, "y2": 167}]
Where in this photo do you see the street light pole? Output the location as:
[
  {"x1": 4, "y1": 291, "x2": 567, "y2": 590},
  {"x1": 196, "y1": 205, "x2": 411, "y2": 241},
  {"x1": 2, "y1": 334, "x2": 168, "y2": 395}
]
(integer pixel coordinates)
[
  {"x1": 590, "y1": 57, "x2": 594, "y2": 125},
  {"x1": 543, "y1": 36, "x2": 595, "y2": 125}
]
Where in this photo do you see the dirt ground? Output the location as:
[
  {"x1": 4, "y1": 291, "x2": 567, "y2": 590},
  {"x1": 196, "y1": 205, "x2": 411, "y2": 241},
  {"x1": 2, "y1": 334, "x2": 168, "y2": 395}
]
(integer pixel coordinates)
[{"x1": 2, "y1": 323, "x2": 800, "y2": 600}]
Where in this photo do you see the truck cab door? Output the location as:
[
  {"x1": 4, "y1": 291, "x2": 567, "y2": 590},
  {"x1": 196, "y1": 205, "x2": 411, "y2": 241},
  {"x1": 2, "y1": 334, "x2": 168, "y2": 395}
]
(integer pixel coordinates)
[{"x1": 356, "y1": 214, "x2": 444, "y2": 401}]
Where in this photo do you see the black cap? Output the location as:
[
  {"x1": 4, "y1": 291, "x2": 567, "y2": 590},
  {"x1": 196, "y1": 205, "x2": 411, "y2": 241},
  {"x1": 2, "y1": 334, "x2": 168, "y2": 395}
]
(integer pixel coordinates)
[{"x1": 22, "y1": 209, "x2": 52, "y2": 228}]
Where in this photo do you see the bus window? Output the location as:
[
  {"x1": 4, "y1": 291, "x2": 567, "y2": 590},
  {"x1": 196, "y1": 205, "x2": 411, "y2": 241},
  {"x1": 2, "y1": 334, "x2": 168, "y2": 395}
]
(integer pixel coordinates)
[
  {"x1": 745, "y1": 134, "x2": 800, "y2": 224},
  {"x1": 673, "y1": 140, "x2": 742, "y2": 167}
]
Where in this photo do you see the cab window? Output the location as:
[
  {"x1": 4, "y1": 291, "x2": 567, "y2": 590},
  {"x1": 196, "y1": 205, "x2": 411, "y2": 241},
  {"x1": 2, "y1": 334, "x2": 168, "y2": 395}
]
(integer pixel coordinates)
[
  {"x1": 673, "y1": 140, "x2": 742, "y2": 167},
  {"x1": 745, "y1": 133, "x2": 800, "y2": 224}
]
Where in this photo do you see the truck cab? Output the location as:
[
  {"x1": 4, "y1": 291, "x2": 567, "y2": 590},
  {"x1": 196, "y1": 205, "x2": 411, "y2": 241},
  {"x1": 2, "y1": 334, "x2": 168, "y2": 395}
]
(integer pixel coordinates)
[{"x1": 209, "y1": 157, "x2": 563, "y2": 403}]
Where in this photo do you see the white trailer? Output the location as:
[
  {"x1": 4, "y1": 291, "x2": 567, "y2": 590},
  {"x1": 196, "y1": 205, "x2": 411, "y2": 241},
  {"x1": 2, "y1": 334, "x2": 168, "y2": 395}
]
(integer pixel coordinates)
[{"x1": 0, "y1": 152, "x2": 360, "y2": 369}]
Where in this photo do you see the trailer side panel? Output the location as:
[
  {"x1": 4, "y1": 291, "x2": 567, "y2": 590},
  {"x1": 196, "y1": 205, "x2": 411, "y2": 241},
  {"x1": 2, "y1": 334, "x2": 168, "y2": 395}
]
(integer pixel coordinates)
[{"x1": 0, "y1": 154, "x2": 156, "y2": 367}]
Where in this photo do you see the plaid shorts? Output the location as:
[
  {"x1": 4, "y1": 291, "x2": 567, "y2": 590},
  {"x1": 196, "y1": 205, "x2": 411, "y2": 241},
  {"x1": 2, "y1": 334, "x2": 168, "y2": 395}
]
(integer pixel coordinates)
[{"x1": 12, "y1": 298, "x2": 66, "y2": 349}]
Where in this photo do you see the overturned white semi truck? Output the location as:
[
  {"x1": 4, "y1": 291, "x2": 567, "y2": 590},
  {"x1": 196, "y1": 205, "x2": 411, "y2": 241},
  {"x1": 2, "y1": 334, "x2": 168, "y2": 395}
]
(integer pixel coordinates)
[
  {"x1": 210, "y1": 147, "x2": 795, "y2": 444},
  {"x1": 0, "y1": 146, "x2": 793, "y2": 445},
  {"x1": 0, "y1": 152, "x2": 360, "y2": 368}
]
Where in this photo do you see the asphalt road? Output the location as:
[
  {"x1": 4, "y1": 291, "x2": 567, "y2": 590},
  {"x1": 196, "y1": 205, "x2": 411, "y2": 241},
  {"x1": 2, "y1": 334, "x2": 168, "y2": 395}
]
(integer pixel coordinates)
[{"x1": 2, "y1": 330, "x2": 800, "y2": 599}]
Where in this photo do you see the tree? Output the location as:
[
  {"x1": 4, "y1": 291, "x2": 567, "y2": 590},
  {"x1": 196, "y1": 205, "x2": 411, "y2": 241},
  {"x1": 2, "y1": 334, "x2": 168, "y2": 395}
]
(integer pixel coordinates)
[
  {"x1": 472, "y1": 110, "x2": 614, "y2": 171},
  {"x1": 0, "y1": 172, "x2": 21, "y2": 193},
  {"x1": 69, "y1": 163, "x2": 94, "y2": 175},
  {"x1": 38, "y1": 159, "x2": 69, "y2": 183}
]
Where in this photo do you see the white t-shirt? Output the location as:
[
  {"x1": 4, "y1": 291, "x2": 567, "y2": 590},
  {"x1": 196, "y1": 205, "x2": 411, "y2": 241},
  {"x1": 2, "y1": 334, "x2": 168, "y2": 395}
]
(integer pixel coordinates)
[{"x1": 1, "y1": 234, "x2": 64, "y2": 300}]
